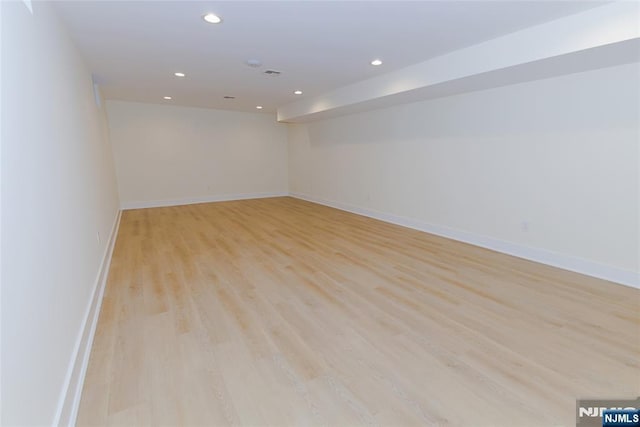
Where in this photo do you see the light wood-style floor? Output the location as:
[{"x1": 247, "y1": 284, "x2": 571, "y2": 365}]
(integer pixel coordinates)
[{"x1": 77, "y1": 197, "x2": 639, "y2": 426}]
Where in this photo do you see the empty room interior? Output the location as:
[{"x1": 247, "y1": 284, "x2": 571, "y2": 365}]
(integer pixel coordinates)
[{"x1": 2, "y1": 1, "x2": 640, "y2": 426}]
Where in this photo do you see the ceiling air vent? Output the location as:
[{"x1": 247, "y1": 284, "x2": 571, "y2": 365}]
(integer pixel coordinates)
[{"x1": 263, "y1": 69, "x2": 281, "y2": 76}]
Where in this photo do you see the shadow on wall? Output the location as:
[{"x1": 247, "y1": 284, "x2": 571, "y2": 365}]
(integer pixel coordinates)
[{"x1": 305, "y1": 65, "x2": 639, "y2": 147}]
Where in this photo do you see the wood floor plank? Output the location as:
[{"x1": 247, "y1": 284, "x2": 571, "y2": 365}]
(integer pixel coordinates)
[{"x1": 77, "y1": 197, "x2": 640, "y2": 426}]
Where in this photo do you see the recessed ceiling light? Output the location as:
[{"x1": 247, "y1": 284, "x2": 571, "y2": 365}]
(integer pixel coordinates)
[
  {"x1": 203, "y1": 13, "x2": 222, "y2": 24},
  {"x1": 256, "y1": 105, "x2": 263, "y2": 110},
  {"x1": 371, "y1": 59, "x2": 383, "y2": 66},
  {"x1": 163, "y1": 96, "x2": 172, "y2": 100},
  {"x1": 174, "y1": 72, "x2": 186, "y2": 77},
  {"x1": 293, "y1": 90, "x2": 303, "y2": 95}
]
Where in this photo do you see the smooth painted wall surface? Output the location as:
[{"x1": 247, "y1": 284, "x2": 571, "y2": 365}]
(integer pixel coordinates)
[
  {"x1": 1, "y1": 2, "x2": 120, "y2": 425},
  {"x1": 288, "y1": 63, "x2": 639, "y2": 281},
  {"x1": 107, "y1": 101, "x2": 288, "y2": 207}
]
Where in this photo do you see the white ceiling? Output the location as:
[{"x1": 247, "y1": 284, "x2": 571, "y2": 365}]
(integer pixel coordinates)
[{"x1": 53, "y1": 1, "x2": 605, "y2": 114}]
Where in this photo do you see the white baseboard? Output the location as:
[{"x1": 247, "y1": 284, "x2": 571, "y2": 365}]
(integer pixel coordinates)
[
  {"x1": 53, "y1": 209, "x2": 122, "y2": 427},
  {"x1": 121, "y1": 191, "x2": 289, "y2": 210},
  {"x1": 289, "y1": 192, "x2": 639, "y2": 289}
]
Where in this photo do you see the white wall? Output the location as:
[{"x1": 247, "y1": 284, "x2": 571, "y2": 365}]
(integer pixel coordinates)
[
  {"x1": 107, "y1": 101, "x2": 288, "y2": 208},
  {"x1": 288, "y1": 63, "x2": 640, "y2": 287},
  {"x1": 278, "y1": 2, "x2": 639, "y2": 123},
  {"x1": 1, "y1": 1, "x2": 120, "y2": 425}
]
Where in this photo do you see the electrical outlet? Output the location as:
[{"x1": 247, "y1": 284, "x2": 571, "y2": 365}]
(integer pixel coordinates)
[
  {"x1": 520, "y1": 221, "x2": 529, "y2": 232},
  {"x1": 96, "y1": 232, "x2": 101, "y2": 243}
]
